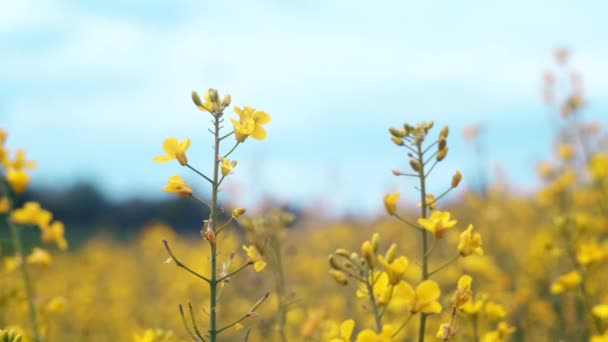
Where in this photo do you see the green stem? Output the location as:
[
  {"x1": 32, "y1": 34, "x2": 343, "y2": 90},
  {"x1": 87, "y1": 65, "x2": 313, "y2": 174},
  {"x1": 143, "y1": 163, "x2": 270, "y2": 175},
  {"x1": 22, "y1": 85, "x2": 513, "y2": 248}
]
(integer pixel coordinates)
[
  {"x1": 417, "y1": 142, "x2": 429, "y2": 342},
  {"x1": 428, "y1": 255, "x2": 460, "y2": 278},
  {"x1": 392, "y1": 313, "x2": 413, "y2": 337},
  {"x1": 188, "y1": 302, "x2": 207, "y2": 341},
  {"x1": 365, "y1": 276, "x2": 383, "y2": 333},
  {"x1": 163, "y1": 240, "x2": 210, "y2": 283},
  {"x1": 219, "y1": 131, "x2": 235, "y2": 141},
  {"x1": 186, "y1": 164, "x2": 213, "y2": 184},
  {"x1": 217, "y1": 262, "x2": 253, "y2": 283},
  {"x1": 209, "y1": 113, "x2": 222, "y2": 341},
  {"x1": 191, "y1": 194, "x2": 212, "y2": 209},
  {"x1": 223, "y1": 142, "x2": 240, "y2": 159},
  {"x1": 395, "y1": 214, "x2": 423, "y2": 232},
  {"x1": 179, "y1": 304, "x2": 202, "y2": 342},
  {"x1": 8, "y1": 221, "x2": 40, "y2": 342}
]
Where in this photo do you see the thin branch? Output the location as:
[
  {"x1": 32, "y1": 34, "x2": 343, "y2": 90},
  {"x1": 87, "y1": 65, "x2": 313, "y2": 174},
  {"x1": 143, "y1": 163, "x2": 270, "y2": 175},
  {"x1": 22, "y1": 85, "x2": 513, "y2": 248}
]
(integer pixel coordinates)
[
  {"x1": 186, "y1": 164, "x2": 213, "y2": 184},
  {"x1": 163, "y1": 240, "x2": 211, "y2": 283},
  {"x1": 223, "y1": 142, "x2": 240, "y2": 159},
  {"x1": 179, "y1": 304, "x2": 202, "y2": 342},
  {"x1": 218, "y1": 262, "x2": 253, "y2": 283},
  {"x1": 188, "y1": 302, "x2": 207, "y2": 341},
  {"x1": 428, "y1": 255, "x2": 460, "y2": 277},
  {"x1": 220, "y1": 131, "x2": 235, "y2": 141},
  {"x1": 395, "y1": 214, "x2": 424, "y2": 232}
]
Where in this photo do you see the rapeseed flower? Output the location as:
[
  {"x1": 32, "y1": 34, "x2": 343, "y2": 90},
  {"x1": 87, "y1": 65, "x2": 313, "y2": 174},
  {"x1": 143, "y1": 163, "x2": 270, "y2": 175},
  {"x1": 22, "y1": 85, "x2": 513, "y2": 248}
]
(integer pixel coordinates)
[
  {"x1": 162, "y1": 175, "x2": 192, "y2": 197},
  {"x1": 550, "y1": 271, "x2": 581, "y2": 294},
  {"x1": 418, "y1": 210, "x2": 457, "y2": 239},
  {"x1": 329, "y1": 319, "x2": 354, "y2": 342},
  {"x1": 377, "y1": 255, "x2": 408, "y2": 285},
  {"x1": 458, "y1": 224, "x2": 483, "y2": 256},
  {"x1": 153, "y1": 137, "x2": 190, "y2": 166},
  {"x1": 383, "y1": 193, "x2": 399, "y2": 216},
  {"x1": 243, "y1": 245, "x2": 266, "y2": 272},
  {"x1": 400, "y1": 280, "x2": 442, "y2": 314},
  {"x1": 10, "y1": 202, "x2": 52, "y2": 228},
  {"x1": 221, "y1": 158, "x2": 237, "y2": 176},
  {"x1": 6, "y1": 168, "x2": 30, "y2": 194},
  {"x1": 231, "y1": 106, "x2": 271, "y2": 142}
]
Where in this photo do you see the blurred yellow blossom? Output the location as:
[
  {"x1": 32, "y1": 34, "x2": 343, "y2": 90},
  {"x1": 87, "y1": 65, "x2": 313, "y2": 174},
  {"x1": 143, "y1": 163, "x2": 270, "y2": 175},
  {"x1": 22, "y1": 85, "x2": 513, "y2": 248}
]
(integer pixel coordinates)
[
  {"x1": 26, "y1": 247, "x2": 52, "y2": 266},
  {"x1": 400, "y1": 280, "x2": 442, "y2": 314},
  {"x1": 5, "y1": 149, "x2": 37, "y2": 170},
  {"x1": 458, "y1": 224, "x2": 483, "y2": 256},
  {"x1": 550, "y1": 271, "x2": 582, "y2": 294},
  {"x1": 329, "y1": 319, "x2": 354, "y2": 342},
  {"x1": 162, "y1": 175, "x2": 192, "y2": 197},
  {"x1": 383, "y1": 193, "x2": 399, "y2": 216},
  {"x1": 355, "y1": 325, "x2": 395, "y2": 342},
  {"x1": 485, "y1": 301, "x2": 506, "y2": 320},
  {"x1": 41, "y1": 221, "x2": 68, "y2": 250},
  {"x1": 221, "y1": 158, "x2": 237, "y2": 176},
  {"x1": 243, "y1": 245, "x2": 266, "y2": 272},
  {"x1": 6, "y1": 169, "x2": 30, "y2": 194},
  {"x1": 10, "y1": 202, "x2": 52, "y2": 228},
  {"x1": 593, "y1": 304, "x2": 608, "y2": 320}
]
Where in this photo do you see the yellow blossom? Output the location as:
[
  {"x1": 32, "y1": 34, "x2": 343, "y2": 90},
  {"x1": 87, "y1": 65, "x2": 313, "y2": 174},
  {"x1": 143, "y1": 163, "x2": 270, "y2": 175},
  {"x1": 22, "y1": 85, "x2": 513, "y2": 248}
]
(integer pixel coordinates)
[
  {"x1": 383, "y1": 193, "x2": 399, "y2": 216},
  {"x1": 417, "y1": 194, "x2": 436, "y2": 210},
  {"x1": 153, "y1": 137, "x2": 190, "y2": 166},
  {"x1": 41, "y1": 221, "x2": 69, "y2": 250},
  {"x1": 10, "y1": 202, "x2": 52, "y2": 228},
  {"x1": 593, "y1": 304, "x2": 608, "y2": 320},
  {"x1": 590, "y1": 154, "x2": 608, "y2": 180},
  {"x1": 162, "y1": 175, "x2": 192, "y2": 197},
  {"x1": 243, "y1": 245, "x2": 266, "y2": 272},
  {"x1": 400, "y1": 280, "x2": 442, "y2": 314},
  {"x1": 377, "y1": 255, "x2": 408, "y2": 285},
  {"x1": 458, "y1": 224, "x2": 483, "y2": 256},
  {"x1": 576, "y1": 241, "x2": 604, "y2": 266},
  {"x1": 453, "y1": 275, "x2": 473, "y2": 308},
  {"x1": 231, "y1": 106, "x2": 271, "y2": 142},
  {"x1": 481, "y1": 322, "x2": 516, "y2": 342},
  {"x1": 460, "y1": 297, "x2": 484, "y2": 315},
  {"x1": 4, "y1": 256, "x2": 21, "y2": 272},
  {"x1": 329, "y1": 319, "x2": 354, "y2": 342},
  {"x1": 355, "y1": 325, "x2": 395, "y2": 342},
  {"x1": 550, "y1": 270, "x2": 581, "y2": 294},
  {"x1": 0, "y1": 196, "x2": 10, "y2": 214},
  {"x1": 591, "y1": 330, "x2": 608, "y2": 342},
  {"x1": 221, "y1": 158, "x2": 237, "y2": 176},
  {"x1": 5, "y1": 149, "x2": 37, "y2": 170},
  {"x1": 26, "y1": 247, "x2": 52, "y2": 266},
  {"x1": 418, "y1": 210, "x2": 457, "y2": 239},
  {"x1": 485, "y1": 301, "x2": 506, "y2": 320},
  {"x1": 6, "y1": 168, "x2": 30, "y2": 194},
  {"x1": 436, "y1": 323, "x2": 456, "y2": 339},
  {"x1": 46, "y1": 296, "x2": 67, "y2": 313},
  {"x1": 357, "y1": 272, "x2": 393, "y2": 307},
  {"x1": 557, "y1": 143, "x2": 574, "y2": 160}
]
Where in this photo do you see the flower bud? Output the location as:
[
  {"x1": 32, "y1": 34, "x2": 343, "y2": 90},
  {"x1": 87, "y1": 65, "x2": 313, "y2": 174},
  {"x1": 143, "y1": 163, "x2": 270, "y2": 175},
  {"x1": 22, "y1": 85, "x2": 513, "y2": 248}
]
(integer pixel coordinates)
[
  {"x1": 409, "y1": 159, "x2": 421, "y2": 172},
  {"x1": 436, "y1": 147, "x2": 448, "y2": 161},
  {"x1": 451, "y1": 171, "x2": 462, "y2": 188},
  {"x1": 391, "y1": 136, "x2": 404, "y2": 146},
  {"x1": 329, "y1": 269, "x2": 348, "y2": 285},
  {"x1": 384, "y1": 243, "x2": 398, "y2": 263},
  {"x1": 371, "y1": 233, "x2": 380, "y2": 253},
  {"x1": 191, "y1": 91, "x2": 203, "y2": 107},
  {"x1": 232, "y1": 207, "x2": 246, "y2": 218},
  {"x1": 440, "y1": 126, "x2": 449, "y2": 138},
  {"x1": 392, "y1": 169, "x2": 402, "y2": 176},
  {"x1": 221, "y1": 94, "x2": 232, "y2": 108},
  {"x1": 438, "y1": 137, "x2": 447, "y2": 150},
  {"x1": 389, "y1": 127, "x2": 406, "y2": 137},
  {"x1": 204, "y1": 227, "x2": 216, "y2": 245},
  {"x1": 361, "y1": 241, "x2": 375, "y2": 269},
  {"x1": 207, "y1": 88, "x2": 219, "y2": 103}
]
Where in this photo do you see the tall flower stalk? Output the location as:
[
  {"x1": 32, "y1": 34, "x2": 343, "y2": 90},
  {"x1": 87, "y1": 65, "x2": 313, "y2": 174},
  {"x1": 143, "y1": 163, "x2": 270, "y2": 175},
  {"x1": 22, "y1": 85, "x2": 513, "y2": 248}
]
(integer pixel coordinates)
[{"x1": 156, "y1": 88, "x2": 270, "y2": 342}]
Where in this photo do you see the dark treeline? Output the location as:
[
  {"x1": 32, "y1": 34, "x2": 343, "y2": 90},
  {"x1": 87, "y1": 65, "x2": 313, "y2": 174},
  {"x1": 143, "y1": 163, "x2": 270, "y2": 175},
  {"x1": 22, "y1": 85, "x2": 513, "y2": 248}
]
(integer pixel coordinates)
[{"x1": 17, "y1": 182, "x2": 213, "y2": 242}]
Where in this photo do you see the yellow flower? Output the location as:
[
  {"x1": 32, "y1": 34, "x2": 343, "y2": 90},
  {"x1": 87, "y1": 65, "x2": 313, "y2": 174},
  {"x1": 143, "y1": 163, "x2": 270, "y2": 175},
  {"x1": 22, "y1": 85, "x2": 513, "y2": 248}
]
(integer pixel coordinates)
[
  {"x1": 417, "y1": 194, "x2": 436, "y2": 210},
  {"x1": 453, "y1": 275, "x2": 473, "y2": 308},
  {"x1": 10, "y1": 202, "x2": 53, "y2": 228},
  {"x1": 593, "y1": 304, "x2": 608, "y2": 320},
  {"x1": 590, "y1": 154, "x2": 608, "y2": 180},
  {"x1": 46, "y1": 296, "x2": 67, "y2": 313},
  {"x1": 485, "y1": 301, "x2": 506, "y2": 320},
  {"x1": 383, "y1": 193, "x2": 399, "y2": 216},
  {"x1": 221, "y1": 158, "x2": 237, "y2": 176},
  {"x1": 576, "y1": 241, "x2": 604, "y2": 266},
  {"x1": 231, "y1": 106, "x2": 271, "y2": 142},
  {"x1": 4, "y1": 256, "x2": 21, "y2": 272},
  {"x1": 4, "y1": 149, "x2": 37, "y2": 170},
  {"x1": 592, "y1": 330, "x2": 608, "y2": 342},
  {"x1": 460, "y1": 297, "x2": 484, "y2": 315},
  {"x1": 377, "y1": 255, "x2": 408, "y2": 285},
  {"x1": 417, "y1": 211, "x2": 457, "y2": 239},
  {"x1": 557, "y1": 143, "x2": 574, "y2": 160},
  {"x1": 329, "y1": 319, "x2": 354, "y2": 342},
  {"x1": 436, "y1": 323, "x2": 456, "y2": 339},
  {"x1": 153, "y1": 137, "x2": 190, "y2": 166},
  {"x1": 355, "y1": 325, "x2": 395, "y2": 342},
  {"x1": 243, "y1": 245, "x2": 266, "y2": 272},
  {"x1": 6, "y1": 168, "x2": 30, "y2": 194},
  {"x1": 400, "y1": 280, "x2": 442, "y2": 314},
  {"x1": 133, "y1": 329, "x2": 156, "y2": 342},
  {"x1": 26, "y1": 247, "x2": 52, "y2": 266},
  {"x1": 162, "y1": 175, "x2": 192, "y2": 197},
  {"x1": 357, "y1": 272, "x2": 393, "y2": 307},
  {"x1": 481, "y1": 322, "x2": 516, "y2": 342},
  {"x1": 550, "y1": 270, "x2": 581, "y2": 294},
  {"x1": 458, "y1": 224, "x2": 483, "y2": 256},
  {"x1": 0, "y1": 196, "x2": 10, "y2": 214},
  {"x1": 41, "y1": 221, "x2": 69, "y2": 251}
]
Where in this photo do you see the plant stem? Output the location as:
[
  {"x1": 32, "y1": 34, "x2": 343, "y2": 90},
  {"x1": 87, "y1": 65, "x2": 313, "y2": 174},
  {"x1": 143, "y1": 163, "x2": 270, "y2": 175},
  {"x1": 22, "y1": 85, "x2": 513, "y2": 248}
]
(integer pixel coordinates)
[
  {"x1": 365, "y1": 277, "x2": 383, "y2": 333},
  {"x1": 8, "y1": 221, "x2": 40, "y2": 342},
  {"x1": 417, "y1": 142, "x2": 429, "y2": 342},
  {"x1": 209, "y1": 113, "x2": 222, "y2": 342}
]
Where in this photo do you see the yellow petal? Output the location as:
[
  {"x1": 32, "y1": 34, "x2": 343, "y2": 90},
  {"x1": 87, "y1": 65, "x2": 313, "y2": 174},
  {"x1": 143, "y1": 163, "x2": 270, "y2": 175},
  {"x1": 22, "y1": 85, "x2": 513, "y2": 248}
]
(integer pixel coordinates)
[
  {"x1": 416, "y1": 280, "x2": 441, "y2": 302},
  {"x1": 162, "y1": 138, "x2": 179, "y2": 154},
  {"x1": 250, "y1": 125, "x2": 267, "y2": 140},
  {"x1": 254, "y1": 110, "x2": 271, "y2": 124}
]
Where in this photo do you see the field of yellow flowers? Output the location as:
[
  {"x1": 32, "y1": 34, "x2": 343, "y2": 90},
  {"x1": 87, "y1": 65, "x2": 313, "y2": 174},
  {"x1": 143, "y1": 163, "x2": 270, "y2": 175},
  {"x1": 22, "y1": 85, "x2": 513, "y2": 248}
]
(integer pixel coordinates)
[{"x1": 2, "y1": 52, "x2": 608, "y2": 342}]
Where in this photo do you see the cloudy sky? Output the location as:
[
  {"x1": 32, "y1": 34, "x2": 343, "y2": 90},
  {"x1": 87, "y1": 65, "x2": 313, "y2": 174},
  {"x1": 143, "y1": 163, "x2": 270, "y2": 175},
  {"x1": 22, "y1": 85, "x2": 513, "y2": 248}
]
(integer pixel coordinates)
[{"x1": 2, "y1": 0, "x2": 608, "y2": 215}]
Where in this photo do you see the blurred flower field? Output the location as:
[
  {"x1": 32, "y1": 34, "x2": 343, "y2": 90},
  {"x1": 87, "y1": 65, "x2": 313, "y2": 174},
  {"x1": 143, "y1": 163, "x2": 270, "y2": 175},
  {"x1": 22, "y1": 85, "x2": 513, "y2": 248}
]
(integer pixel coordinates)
[{"x1": 2, "y1": 51, "x2": 608, "y2": 342}]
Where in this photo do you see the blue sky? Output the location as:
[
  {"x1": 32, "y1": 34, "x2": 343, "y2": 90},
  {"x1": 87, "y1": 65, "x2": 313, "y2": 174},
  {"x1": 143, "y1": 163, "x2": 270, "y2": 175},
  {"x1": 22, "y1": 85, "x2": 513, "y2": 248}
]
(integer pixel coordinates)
[{"x1": 2, "y1": 0, "x2": 608, "y2": 216}]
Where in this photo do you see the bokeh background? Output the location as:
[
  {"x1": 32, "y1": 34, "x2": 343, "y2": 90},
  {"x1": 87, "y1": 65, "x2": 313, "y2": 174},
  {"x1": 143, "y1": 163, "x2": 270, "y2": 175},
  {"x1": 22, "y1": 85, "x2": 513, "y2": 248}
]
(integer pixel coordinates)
[
  {"x1": 3, "y1": 0, "x2": 608, "y2": 215},
  {"x1": 2, "y1": 1, "x2": 608, "y2": 342}
]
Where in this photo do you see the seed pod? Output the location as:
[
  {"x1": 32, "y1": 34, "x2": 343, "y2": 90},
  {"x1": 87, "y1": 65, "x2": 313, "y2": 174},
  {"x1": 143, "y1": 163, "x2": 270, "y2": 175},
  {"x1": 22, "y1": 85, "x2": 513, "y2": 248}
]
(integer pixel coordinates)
[
  {"x1": 440, "y1": 126, "x2": 449, "y2": 138},
  {"x1": 191, "y1": 91, "x2": 203, "y2": 107},
  {"x1": 391, "y1": 136, "x2": 404, "y2": 146},
  {"x1": 436, "y1": 147, "x2": 448, "y2": 161},
  {"x1": 410, "y1": 159, "x2": 421, "y2": 172},
  {"x1": 451, "y1": 171, "x2": 462, "y2": 188},
  {"x1": 329, "y1": 269, "x2": 348, "y2": 285}
]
